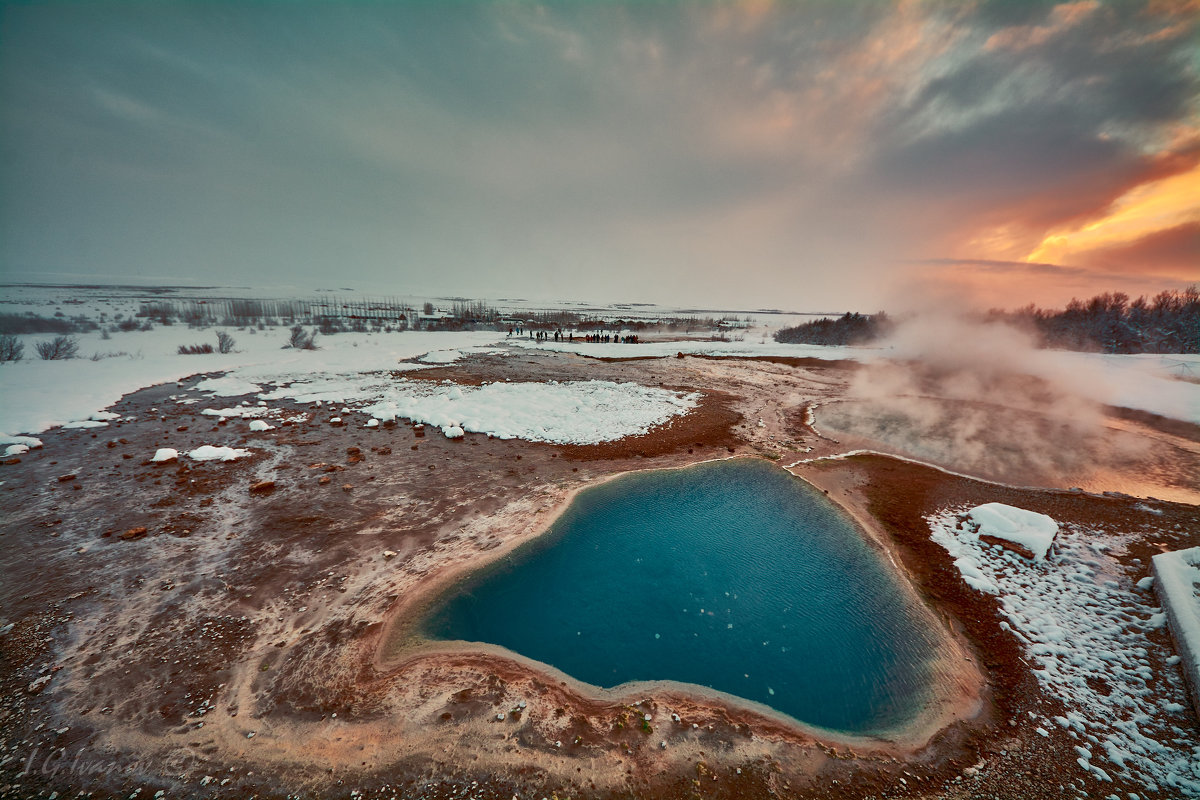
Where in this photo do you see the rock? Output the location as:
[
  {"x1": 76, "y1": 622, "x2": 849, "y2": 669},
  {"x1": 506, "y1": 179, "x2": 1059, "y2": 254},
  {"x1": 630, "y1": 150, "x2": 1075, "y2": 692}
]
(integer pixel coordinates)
[
  {"x1": 318, "y1": 476, "x2": 331, "y2": 485},
  {"x1": 346, "y1": 446, "x2": 361, "y2": 455},
  {"x1": 121, "y1": 526, "x2": 148, "y2": 541},
  {"x1": 58, "y1": 474, "x2": 77, "y2": 482},
  {"x1": 676, "y1": 352, "x2": 685, "y2": 359},
  {"x1": 27, "y1": 675, "x2": 52, "y2": 694},
  {"x1": 249, "y1": 480, "x2": 276, "y2": 494},
  {"x1": 329, "y1": 417, "x2": 343, "y2": 426},
  {"x1": 382, "y1": 550, "x2": 398, "y2": 559},
  {"x1": 342, "y1": 483, "x2": 353, "y2": 492}
]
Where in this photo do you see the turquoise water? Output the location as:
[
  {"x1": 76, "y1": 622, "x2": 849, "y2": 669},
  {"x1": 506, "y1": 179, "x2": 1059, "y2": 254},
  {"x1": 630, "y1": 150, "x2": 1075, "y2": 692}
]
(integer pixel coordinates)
[{"x1": 421, "y1": 459, "x2": 941, "y2": 734}]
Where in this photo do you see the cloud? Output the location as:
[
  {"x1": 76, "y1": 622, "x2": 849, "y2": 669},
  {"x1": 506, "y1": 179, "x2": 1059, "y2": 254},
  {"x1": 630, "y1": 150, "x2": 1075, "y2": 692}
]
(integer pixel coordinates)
[
  {"x1": 0, "y1": 1, "x2": 1196, "y2": 309},
  {"x1": 1072, "y1": 219, "x2": 1200, "y2": 277}
]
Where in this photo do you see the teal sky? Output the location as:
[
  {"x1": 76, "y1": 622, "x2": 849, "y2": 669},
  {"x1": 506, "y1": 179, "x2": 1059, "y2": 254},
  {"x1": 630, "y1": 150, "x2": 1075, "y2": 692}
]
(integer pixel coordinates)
[{"x1": 1, "y1": 1, "x2": 1197, "y2": 309}]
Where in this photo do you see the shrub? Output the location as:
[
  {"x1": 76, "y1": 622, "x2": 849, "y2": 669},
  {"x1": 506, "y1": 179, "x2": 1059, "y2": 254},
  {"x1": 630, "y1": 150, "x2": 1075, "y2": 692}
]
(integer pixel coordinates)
[
  {"x1": 0, "y1": 333, "x2": 23, "y2": 362},
  {"x1": 286, "y1": 325, "x2": 318, "y2": 350},
  {"x1": 117, "y1": 318, "x2": 140, "y2": 332},
  {"x1": 35, "y1": 335, "x2": 79, "y2": 360},
  {"x1": 178, "y1": 343, "x2": 215, "y2": 355},
  {"x1": 216, "y1": 330, "x2": 236, "y2": 354},
  {"x1": 0, "y1": 313, "x2": 76, "y2": 335}
]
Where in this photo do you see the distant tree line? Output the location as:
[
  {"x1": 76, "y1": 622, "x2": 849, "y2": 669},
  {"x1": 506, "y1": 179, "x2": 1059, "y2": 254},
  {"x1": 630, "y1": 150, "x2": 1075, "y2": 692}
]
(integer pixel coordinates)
[
  {"x1": 773, "y1": 287, "x2": 1198, "y2": 354},
  {"x1": 774, "y1": 312, "x2": 893, "y2": 346},
  {"x1": 989, "y1": 286, "x2": 1199, "y2": 354}
]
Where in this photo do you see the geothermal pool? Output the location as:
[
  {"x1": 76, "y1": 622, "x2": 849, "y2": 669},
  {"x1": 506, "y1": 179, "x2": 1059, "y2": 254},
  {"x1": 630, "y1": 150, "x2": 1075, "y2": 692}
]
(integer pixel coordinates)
[{"x1": 421, "y1": 459, "x2": 943, "y2": 734}]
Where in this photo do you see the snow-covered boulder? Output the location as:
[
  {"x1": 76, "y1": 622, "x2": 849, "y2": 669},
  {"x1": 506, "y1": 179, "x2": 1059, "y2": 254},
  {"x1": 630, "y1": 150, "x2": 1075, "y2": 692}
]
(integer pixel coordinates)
[
  {"x1": 1152, "y1": 547, "x2": 1200, "y2": 721},
  {"x1": 151, "y1": 448, "x2": 179, "y2": 463},
  {"x1": 5, "y1": 444, "x2": 29, "y2": 457},
  {"x1": 968, "y1": 502, "x2": 1058, "y2": 561},
  {"x1": 188, "y1": 445, "x2": 251, "y2": 462},
  {"x1": 441, "y1": 424, "x2": 465, "y2": 439},
  {"x1": 248, "y1": 419, "x2": 275, "y2": 432}
]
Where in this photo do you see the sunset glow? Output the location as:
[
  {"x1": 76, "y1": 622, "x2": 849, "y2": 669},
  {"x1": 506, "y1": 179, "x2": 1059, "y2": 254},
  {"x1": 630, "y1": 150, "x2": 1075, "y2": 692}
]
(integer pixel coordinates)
[{"x1": 1, "y1": 0, "x2": 1197, "y2": 309}]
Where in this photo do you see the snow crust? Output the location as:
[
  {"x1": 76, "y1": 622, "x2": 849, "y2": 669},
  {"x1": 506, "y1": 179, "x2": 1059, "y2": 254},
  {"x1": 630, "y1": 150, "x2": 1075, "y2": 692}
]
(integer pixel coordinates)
[
  {"x1": 1152, "y1": 547, "x2": 1200, "y2": 722},
  {"x1": 187, "y1": 445, "x2": 251, "y2": 462},
  {"x1": 931, "y1": 511, "x2": 1200, "y2": 793},
  {"x1": 355, "y1": 379, "x2": 699, "y2": 444},
  {"x1": 2, "y1": 321, "x2": 1197, "y2": 439},
  {"x1": 967, "y1": 502, "x2": 1058, "y2": 561},
  {"x1": 193, "y1": 376, "x2": 263, "y2": 396},
  {"x1": 0, "y1": 330, "x2": 507, "y2": 437}
]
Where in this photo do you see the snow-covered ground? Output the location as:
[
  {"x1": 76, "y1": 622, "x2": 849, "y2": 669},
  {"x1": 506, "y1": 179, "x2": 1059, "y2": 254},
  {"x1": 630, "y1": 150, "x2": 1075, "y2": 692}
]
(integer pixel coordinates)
[
  {"x1": 0, "y1": 327, "x2": 507, "y2": 438},
  {"x1": 2, "y1": 288, "x2": 1198, "y2": 440},
  {"x1": 930, "y1": 508, "x2": 1200, "y2": 795}
]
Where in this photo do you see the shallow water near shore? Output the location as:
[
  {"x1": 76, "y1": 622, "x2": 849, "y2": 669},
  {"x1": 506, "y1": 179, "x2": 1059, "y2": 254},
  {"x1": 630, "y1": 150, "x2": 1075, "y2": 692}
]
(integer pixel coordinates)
[{"x1": 421, "y1": 458, "x2": 943, "y2": 734}]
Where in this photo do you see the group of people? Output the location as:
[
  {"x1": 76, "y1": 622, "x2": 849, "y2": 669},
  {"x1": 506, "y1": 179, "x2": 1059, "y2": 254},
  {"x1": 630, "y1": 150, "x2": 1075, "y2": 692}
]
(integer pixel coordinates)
[{"x1": 504, "y1": 327, "x2": 640, "y2": 344}]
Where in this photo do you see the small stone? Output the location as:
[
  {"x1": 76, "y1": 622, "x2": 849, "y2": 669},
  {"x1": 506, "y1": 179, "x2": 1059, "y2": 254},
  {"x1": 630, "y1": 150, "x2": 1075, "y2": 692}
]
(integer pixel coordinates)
[
  {"x1": 120, "y1": 526, "x2": 148, "y2": 541},
  {"x1": 342, "y1": 483, "x2": 353, "y2": 492},
  {"x1": 57, "y1": 473, "x2": 76, "y2": 482},
  {"x1": 249, "y1": 480, "x2": 276, "y2": 494},
  {"x1": 382, "y1": 550, "x2": 397, "y2": 559},
  {"x1": 318, "y1": 476, "x2": 331, "y2": 485}
]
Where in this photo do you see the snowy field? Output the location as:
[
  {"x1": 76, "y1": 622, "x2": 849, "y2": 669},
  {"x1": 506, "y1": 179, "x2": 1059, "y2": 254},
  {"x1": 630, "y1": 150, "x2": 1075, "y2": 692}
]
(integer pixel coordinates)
[
  {"x1": 930, "y1": 506, "x2": 1200, "y2": 795},
  {"x1": 1, "y1": 283, "x2": 1198, "y2": 441}
]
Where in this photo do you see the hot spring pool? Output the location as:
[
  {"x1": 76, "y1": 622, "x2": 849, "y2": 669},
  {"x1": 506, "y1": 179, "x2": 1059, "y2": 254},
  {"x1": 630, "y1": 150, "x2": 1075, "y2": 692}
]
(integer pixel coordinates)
[{"x1": 420, "y1": 458, "x2": 944, "y2": 734}]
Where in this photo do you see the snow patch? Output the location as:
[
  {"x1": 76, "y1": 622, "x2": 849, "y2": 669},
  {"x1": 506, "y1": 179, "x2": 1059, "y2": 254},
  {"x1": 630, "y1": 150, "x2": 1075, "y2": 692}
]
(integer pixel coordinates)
[
  {"x1": 1151, "y1": 547, "x2": 1200, "y2": 722},
  {"x1": 151, "y1": 448, "x2": 178, "y2": 462},
  {"x1": 968, "y1": 502, "x2": 1058, "y2": 561},
  {"x1": 358, "y1": 379, "x2": 699, "y2": 445},
  {"x1": 248, "y1": 419, "x2": 275, "y2": 432},
  {"x1": 201, "y1": 406, "x2": 271, "y2": 419},
  {"x1": 930, "y1": 510, "x2": 1200, "y2": 793},
  {"x1": 5, "y1": 444, "x2": 29, "y2": 456},
  {"x1": 193, "y1": 377, "x2": 263, "y2": 396},
  {"x1": 187, "y1": 445, "x2": 251, "y2": 462}
]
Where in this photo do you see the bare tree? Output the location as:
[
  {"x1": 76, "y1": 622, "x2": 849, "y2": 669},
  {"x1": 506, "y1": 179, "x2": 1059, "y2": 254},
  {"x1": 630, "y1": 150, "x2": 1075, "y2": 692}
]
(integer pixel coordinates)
[
  {"x1": 35, "y1": 335, "x2": 79, "y2": 360},
  {"x1": 0, "y1": 334, "x2": 23, "y2": 362},
  {"x1": 216, "y1": 330, "x2": 236, "y2": 354},
  {"x1": 285, "y1": 325, "x2": 318, "y2": 350}
]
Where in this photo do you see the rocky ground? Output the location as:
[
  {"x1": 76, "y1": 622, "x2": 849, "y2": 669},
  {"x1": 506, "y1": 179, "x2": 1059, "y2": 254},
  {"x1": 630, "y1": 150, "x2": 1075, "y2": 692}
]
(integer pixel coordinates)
[{"x1": 1, "y1": 347, "x2": 1197, "y2": 799}]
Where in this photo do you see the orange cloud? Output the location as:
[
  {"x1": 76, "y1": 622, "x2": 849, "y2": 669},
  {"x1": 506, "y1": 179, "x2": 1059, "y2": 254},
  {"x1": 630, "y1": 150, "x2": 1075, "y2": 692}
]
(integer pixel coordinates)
[
  {"x1": 985, "y1": 1, "x2": 1101, "y2": 51},
  {"x1": 1026, "y1": 160, "x2": 1200, "y2": 274}
]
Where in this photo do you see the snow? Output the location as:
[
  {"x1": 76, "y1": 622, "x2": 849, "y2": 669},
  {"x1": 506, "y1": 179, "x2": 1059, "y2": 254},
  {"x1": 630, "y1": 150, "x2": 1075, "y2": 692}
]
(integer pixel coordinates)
[
  {"x1": 510, "y1": 336, "x2": 862, "y2": 362},
  {"x1": 1151, "y1": 547, "x2": 1200, "y2": 722},
  {"x1": 4, "y1": 444, "x2": 29, "y2": 456},
  {"x1": 151, "y1": 448, "x2": 178, "y2": 462},
  {"x1": 967, "y1": 502, "x2": 1059, "y2": 561},
  {"x1": 930, "y1": 510, "x2": 1200, "y2": 794},
  {"x1": 201, "y1": 406, "x2": 271, "y2": 419},
  {"x1": 0, "y1": 329, "x2": 507, "y2": 437},
  {"x1": 187, "y1": 445, "x2": 251, "y2": 462},
  {"x1": 193, "y1": 377, "x2": 263, "y2": 396},
  {"x1": 356, "y1": 379, "x2": 699, "y2": 445},
  {"x1": 0, "y1": 435, "x2": 42, "y2": 449},
  {"x1": 248, "y1": 419, "x2": 274, "y2": 432},
  {"x1": 441, "y1": 424, "x2": 465, "y2": 439}
]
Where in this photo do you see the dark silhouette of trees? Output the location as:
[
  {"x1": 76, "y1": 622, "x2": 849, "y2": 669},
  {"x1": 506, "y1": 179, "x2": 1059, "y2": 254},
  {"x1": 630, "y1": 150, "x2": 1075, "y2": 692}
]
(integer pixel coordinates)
[
  {"x1": 991, "y1": 286, "x2": 1198, "y2": 354},
  {"x1": 774, "y1": 312, "x2": 893, "y2": 346}
]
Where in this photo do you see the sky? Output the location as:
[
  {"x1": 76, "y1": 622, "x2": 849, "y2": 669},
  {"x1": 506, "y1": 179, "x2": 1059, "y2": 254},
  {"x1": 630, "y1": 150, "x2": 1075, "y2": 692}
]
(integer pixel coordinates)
[{"x1": 1, "y1": 0, "x2": 1197, "y2": 312}]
